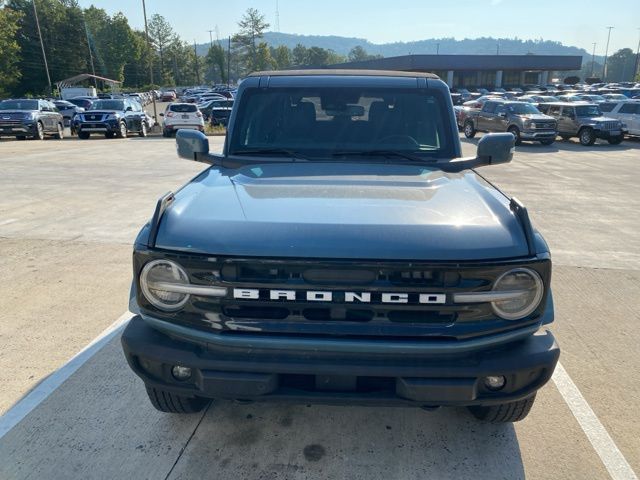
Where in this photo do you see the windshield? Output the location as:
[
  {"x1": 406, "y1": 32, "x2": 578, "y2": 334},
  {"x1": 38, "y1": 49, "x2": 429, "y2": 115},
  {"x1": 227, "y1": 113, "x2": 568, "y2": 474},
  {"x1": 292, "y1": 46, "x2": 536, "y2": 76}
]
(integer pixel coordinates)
[
  {"x1": 89, "y1": 100, "x2": 125, "y2": 111},
  {"x1": 507, "y1": 103, "x2": 540, "y2": 114},
  {"x1": 575, "y1": 105, "x2": 602, "y2": 116},
  {"x1": 0, "y1": 100, "x2": 38, "y2": 110},
  {"x1": 229, "y1": 87, "x2": 452, "y2": 159}
]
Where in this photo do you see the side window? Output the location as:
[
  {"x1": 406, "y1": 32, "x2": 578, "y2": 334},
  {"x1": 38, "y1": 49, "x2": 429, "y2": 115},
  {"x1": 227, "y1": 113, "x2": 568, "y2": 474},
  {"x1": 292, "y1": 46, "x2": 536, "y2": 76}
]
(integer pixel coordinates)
[
  {"x1": 599, "y1": 103, "x2": 615, "y2": 113},
  {"x1": 619, "y1": 103, "x2": 637, "y2": 114},
  {"x1": 548, "y1": 106, "x2": 562, "y2": 116},
  {"x1": 483, "y1": 102, "x2": 497, "y2": 113},
  {"x1": 563, "y1": 107, "x2": 575, "y2": 117},
  {"x1": 48, "y1": 101, "x2": 59, "y2": 112},
  {"x1": 495, "y1": 104, "x2": 506, "y2": 115}
]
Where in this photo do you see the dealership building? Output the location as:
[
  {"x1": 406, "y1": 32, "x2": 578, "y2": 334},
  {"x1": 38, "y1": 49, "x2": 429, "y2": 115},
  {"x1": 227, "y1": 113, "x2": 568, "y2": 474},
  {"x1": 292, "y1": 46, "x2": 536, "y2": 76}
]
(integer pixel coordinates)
[{"x1": 331, "y1": 54, "x2": 583, "y2": 88}]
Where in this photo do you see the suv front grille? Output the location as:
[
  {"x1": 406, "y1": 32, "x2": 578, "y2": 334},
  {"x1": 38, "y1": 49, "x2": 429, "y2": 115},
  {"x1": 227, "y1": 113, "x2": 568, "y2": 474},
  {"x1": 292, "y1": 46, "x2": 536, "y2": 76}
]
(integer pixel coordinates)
[{"x1": 602, "y1": 121, "x2": 619, "y2": 130}]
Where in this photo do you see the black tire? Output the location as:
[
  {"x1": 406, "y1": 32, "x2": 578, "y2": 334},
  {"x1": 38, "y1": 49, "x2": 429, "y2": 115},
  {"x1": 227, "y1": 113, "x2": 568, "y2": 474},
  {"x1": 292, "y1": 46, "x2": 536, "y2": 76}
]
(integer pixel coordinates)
[
  {"x1": 139, "y1": 122, "x2": 148, "y2": 137},
  {"x1": 463, "y1": 121, "x2": 476, "y2": 139},
  {"x1": 145, "y1": 386, "x2": 209, "y2": 414},
  {"x1": 32, "y1": 121, "x2": 45, "y2": 140},
  {"x1": 607, "y1": 136, "x2": 623, "y2": 145},
  {"x1": 116, "y1": 121, "x2": 127, "y2": 138},
  {"x1": 53, "y1": 123, "x2": 64, "y2": 140},
  {"x1": 540, "y1": 138, "x2": 555, "y2": 146},
  {"x1": 579, "y1": 128, "x2": 595, "y2": 146},
  {"x1": 508, "y1": 126, "x2": 522, "y2": 146},
  {"x1": 468, "y1": 394, "x2": 536, "y2": 423},
  {"x1": 16, "y1": 136, "x2": 26, "y2": 140},
  {"x1": 162, "y1": 129, "x2": 171, "y2": 138},
  {"x1": 78, "y1": 131, "x2": 90, "y2": 140}
]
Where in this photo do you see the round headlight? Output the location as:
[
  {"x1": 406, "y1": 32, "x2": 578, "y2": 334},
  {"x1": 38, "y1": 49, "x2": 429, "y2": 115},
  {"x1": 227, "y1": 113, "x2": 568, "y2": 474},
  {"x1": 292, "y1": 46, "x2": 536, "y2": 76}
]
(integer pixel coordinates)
[
  {"x1": 491, "y1": 268, "x2": 544, "y2": 320},
  {"x1": 140, "y1": 260, "x2": 190, "y2": 311}
]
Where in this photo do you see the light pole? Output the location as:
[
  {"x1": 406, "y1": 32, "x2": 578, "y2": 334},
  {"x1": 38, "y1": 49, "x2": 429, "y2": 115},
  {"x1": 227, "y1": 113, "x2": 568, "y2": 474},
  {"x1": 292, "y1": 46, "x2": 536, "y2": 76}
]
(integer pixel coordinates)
[
  {"x1": 590, "y1": 42, "x2": 596, "y2": 77},
  {"x1": 603, "y1": 26, "x2": 614, "y2": 82},
  {"x1": 32, "y1": 0, "x2": 52, "y2": 95},
  {"x1": 142, "y1": 0, "x2": 157, "y2": 123},
  {"x1": 634, "y1": 28, "x2": 640, "y2": 82},
  {"x1": 436, "y1": 42, "x2": 440, "y2": 55},
  {"x1": 496, "y1": 43, "x2": 500, "y2": 55}
]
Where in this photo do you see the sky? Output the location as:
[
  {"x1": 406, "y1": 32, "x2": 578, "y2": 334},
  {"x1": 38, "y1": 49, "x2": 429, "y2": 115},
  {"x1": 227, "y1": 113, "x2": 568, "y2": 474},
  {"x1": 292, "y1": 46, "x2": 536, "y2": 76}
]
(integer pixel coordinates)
[{"x1": 76, "y1": 0, "x2": 640, "y2": 55}]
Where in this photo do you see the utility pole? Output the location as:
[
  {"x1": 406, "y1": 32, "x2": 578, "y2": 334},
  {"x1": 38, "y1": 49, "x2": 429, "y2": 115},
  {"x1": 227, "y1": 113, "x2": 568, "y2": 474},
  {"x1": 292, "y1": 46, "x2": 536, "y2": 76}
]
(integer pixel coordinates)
[
  {"x1": 194, "y1": 41, "x2": 201, "y2": 84},
  {"x1": 436, "y1": 42, "x2": 440, "y2": 55},
  {"x1": 496, "y1": 43, "x2": 500, "y2": 55},
  {"x1": 141, "y1": 0, "x2": 157, "y2": 123},
  {"x1": 207, "y1": 30, "x2": 214, "y2": 49},
  {"x1": 84, "y1": 22, "x2": 97, "y2": 87},
  {"x1": 634, "y1": 28, "x2": 640, "y2": 82},
  {"x1": 32, "y1": 0, "x2": 52, "y2": 95},
  {"x1": 227, "y1": 36, "x2": 232, "y2": 87},
  {"x1": 591, "y1": 43, "x2": 596, "y2": 77},
  {"x1": 603, "y1": 26, "x2": 614, "y2": 82},
  {"x1": 275, "y1": 0, "x2": 280, "y2": 33}
]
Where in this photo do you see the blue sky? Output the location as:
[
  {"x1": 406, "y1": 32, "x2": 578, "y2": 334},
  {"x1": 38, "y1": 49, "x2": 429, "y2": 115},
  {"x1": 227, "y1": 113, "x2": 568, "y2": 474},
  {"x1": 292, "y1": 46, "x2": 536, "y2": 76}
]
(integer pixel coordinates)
[{"x1": 77, "y1": 0, "x2": 639, "y2": 54}]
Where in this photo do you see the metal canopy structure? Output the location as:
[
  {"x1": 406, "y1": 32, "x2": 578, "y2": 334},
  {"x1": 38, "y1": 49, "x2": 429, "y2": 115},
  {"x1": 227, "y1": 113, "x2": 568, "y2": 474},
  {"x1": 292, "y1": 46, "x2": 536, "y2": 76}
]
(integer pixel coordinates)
[{"x1": 55, "y1": 73, "x2": 122, "y2": 90}]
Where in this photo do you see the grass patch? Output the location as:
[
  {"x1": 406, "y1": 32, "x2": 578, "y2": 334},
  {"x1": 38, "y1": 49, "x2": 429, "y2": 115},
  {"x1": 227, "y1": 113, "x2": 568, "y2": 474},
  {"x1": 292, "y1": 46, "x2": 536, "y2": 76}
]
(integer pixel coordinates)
[{"x1": 205, "y1": 124, "x2": 227, "y2": 136}]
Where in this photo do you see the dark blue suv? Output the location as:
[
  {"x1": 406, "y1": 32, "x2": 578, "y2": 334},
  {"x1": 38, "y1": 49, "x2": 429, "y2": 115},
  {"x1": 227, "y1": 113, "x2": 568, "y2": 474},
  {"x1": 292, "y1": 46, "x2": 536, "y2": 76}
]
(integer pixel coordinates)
[
  {"x1": 121, "y1": 70, "x2": 559, "y2": 423},
  {"x1": 74, "y1": 98, "x2": 149, "y2": 139}
]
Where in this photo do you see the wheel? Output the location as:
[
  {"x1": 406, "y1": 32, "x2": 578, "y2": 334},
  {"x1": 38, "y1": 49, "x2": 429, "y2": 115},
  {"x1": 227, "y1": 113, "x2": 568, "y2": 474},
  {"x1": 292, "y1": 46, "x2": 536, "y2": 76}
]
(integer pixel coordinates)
[
  {"x1": 78, "y1": 131, "x2": 90, "y2": 140},
  {"x1": 32, "y1": 121, "x2": 45, "y2": 140},
  {"x1": 53, "y1": 123, "x2": 64, "y2": 140},
  {"x1": 468, "y1": 394, "x2": 536, "y2": 423},
  {"x1": 139, "y1": 122, "x2": 148, "y2": 137},
  {"x1": 508, "y1": 126, "x2": 522, "y2": 146},
  {"x1": 16, "y1": 136, "x2": 26, "y2": 140},
  {"x1": 104, "y1": 132, "x2": 115, "y2": 139},
  {"x1": 607, "y1": 136, "x2": 623, "y2": 145},
  {"x1": 463, "y1": 121, "x2": 476, "y2": 138},
  {"x1": 579, "y1": 128, "x2": 595, "y2": 146},
  {"x1": 145, "y1": 386, "x2": 209, "y2": 414},
  {"x1": 116, "y1": 121, "x2": 127, "y2": 138},
  {"x1": 540, "y1": 138, "x2": 555, "y2": 146},
  {"x1": 162, "y1": 129, "x2": 171, "y2": 138}
]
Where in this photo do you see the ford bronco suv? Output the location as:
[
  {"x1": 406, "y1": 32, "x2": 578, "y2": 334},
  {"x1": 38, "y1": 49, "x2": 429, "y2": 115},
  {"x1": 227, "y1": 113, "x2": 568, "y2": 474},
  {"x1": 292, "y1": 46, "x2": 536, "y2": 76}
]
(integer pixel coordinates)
[
  {"x1": 122, "y1": 70, "x2": 560, "y2": 423},
  {"x1": 537, "y1": 102, "x2": 626, "y2": 145},
  {"x1": 463, "y1": 99, "x2": 557, "y2": 146}
]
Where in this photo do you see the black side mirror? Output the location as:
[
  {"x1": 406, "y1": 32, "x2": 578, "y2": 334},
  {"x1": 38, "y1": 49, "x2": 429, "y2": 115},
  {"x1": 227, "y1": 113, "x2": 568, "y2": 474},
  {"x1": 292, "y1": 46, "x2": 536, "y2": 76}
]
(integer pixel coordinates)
[
  {"x1": 159, "y1": 112, "x2": 164, "y2": 116},
  {"x1": 176, "y1": 130, "x2": 222, "y2": 165},
  {"x1": 126, "y1": 106, "x2": 133, "y2": 111},
  {"x1": 441, "y1": 133, "x2": 514, "y2": 172}
]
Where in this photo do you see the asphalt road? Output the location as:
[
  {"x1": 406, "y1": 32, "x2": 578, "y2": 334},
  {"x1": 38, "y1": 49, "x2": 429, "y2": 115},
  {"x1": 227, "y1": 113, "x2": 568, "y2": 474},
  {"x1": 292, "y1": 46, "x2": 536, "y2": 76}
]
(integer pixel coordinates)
[{"x1": 0, "y1": 132, "x2": 638, "y2": 479}]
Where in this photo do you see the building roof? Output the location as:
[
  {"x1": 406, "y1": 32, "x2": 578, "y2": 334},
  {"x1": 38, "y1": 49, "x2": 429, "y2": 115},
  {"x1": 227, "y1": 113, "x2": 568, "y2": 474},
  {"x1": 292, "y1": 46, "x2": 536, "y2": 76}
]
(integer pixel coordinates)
[
  {"x1": 55, "y1": 73, "x2": 122, "y2": 88},
  {"x1": 330, "y1": 54, "x2": 583, "y2": 72},
  {"x1": 249, "y1": 69, "x2": 439, "y2": 78}
]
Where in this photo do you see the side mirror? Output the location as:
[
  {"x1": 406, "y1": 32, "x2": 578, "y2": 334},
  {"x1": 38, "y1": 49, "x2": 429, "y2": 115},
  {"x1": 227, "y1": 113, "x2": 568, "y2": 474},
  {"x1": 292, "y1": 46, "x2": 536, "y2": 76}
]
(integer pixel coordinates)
[
  {"x1": 176, "y1": 130, "x2": 222, "y2": 165},
  {"x1": 126, "y1": 106, "x2": 133, "y2": 111},
  {"x1": 441, "y1": 133, "x2": 514, "y2": 172},
  {"x1": 159, "y1": 112, "x2": 164, "y2": 116}
]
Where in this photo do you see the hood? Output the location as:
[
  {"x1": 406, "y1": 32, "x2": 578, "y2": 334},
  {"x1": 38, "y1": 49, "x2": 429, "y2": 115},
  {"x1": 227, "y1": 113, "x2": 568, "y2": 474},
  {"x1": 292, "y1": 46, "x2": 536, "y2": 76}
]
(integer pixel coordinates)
[
  {"x1": 154, "y1": 163, "x2": 529, "y2": 261},
  {"x1": 0, "y1": 111, "x2": 35, "y2": 118},
  {"x1": 83, "y1": 110, "x2": 122, "y2": 116},
  {"x1": 587, "y1": 115, "x2": 620, "y2": 123},
  {"x1": 519, "y1": 113, "x2": 555, "y2": 121}
]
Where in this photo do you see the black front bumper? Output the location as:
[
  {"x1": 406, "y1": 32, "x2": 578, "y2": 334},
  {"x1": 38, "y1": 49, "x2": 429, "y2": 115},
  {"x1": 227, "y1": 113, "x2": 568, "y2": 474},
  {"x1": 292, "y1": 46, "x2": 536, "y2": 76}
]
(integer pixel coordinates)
[
  {"x1": 0, "y1": 123, "x2": 35, "y2": 136},
  {"x1": 121, "y1": 315, "x2": 559, "y2": 407}
]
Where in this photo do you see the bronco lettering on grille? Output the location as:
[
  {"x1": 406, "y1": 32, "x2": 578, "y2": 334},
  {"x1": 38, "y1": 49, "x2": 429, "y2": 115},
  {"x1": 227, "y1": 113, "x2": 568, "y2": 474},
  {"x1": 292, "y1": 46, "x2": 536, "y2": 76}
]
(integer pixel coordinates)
[{"x1": 232, "y1": 288, "x2": 446, "y2": 304}]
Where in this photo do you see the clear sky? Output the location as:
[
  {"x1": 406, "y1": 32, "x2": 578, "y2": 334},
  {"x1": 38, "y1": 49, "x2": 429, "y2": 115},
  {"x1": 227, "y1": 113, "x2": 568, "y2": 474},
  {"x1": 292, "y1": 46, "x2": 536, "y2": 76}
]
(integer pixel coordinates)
[{"x1": 76, "y1": 0, "x2": 640, "y2": 54}]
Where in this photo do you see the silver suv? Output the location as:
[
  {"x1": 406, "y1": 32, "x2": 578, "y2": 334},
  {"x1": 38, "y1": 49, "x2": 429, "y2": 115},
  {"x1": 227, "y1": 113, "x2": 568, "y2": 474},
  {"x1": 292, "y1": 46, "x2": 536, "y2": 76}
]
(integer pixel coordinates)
[{"x1": 538, "y1": 102, "x2": 626, "y2": 145}]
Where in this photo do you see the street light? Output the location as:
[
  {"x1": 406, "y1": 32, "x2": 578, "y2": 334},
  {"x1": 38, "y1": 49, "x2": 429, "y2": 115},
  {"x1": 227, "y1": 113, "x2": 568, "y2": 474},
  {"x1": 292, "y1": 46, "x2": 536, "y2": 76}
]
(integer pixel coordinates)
[
  {"x1": 141, "y1": 0, "x2": 157, "y2": 123},
  {"x1": 603, "y1": 26, "x2": 614, "y2": 82},
  {"x1": 590, "y1": 43, "x2": 596, "y2": 78}
]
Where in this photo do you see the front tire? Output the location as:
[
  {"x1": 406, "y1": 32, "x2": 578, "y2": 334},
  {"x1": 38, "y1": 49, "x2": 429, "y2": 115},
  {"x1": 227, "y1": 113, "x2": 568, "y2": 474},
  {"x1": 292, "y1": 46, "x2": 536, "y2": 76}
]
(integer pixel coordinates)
[
  {"x1": 145, "y1": 386, "x2": 209, "y2": 414},
  {"x1": 607, "y1": 136, "x2": 623, "y2": 145},
  {"x1": 540, "y1": 138, "x2": 555, "y2": 146},
  {"x1": 463, "y1": 121, "x2": 476, "y2": 139},
  {"x1": 32, "y1": 121, "x2": 45, "y2": 140},
  {"x1": 116, "y1": 121, "x2": 127, "y2": 138},
  {"x1": 139, "y1": 122, "x2": 148, "y2": 137},
  {"x1": 54, "y1": 123, "x2": 64, "y2": 140},
  {"x1": 78, "y1": 131, "x2": 90, "y2": 140},
  {"x1": 508, "y1": 126, "x2": 522, "y2": 146},
  {"x1": 468, "y1": 394, "x2": 536, "y2": 423},
  {"x1": 579, "y1": 128, "x2": 595, "y2": 146}
]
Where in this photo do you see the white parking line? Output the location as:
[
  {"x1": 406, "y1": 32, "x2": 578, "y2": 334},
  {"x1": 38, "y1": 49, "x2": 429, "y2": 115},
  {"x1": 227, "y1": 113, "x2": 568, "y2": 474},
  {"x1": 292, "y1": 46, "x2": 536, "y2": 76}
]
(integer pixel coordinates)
[
  {"x1": 553, "y1": 362, "x2": 638, "y2": 480},
  {"x1": 0, "y1": 311, "x2": 133, "y2": 440}
]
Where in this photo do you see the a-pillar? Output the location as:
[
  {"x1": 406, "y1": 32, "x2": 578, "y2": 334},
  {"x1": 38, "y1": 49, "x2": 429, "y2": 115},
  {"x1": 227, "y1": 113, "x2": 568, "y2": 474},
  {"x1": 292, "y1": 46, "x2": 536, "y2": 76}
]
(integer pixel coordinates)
[
  {"x1": 446, "y1": 70, "x2": 454, "y2": 88},
  {"x1": 495, "y1": 70, "x2": 503, "y2": 88}
]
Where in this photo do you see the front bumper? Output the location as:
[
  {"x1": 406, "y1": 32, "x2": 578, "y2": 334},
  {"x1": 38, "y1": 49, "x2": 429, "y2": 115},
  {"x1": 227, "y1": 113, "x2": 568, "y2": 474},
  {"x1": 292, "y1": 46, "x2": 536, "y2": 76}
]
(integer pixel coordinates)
[
  {"x1": 76, "y1": 121, "x2": 119, "y2": 133},
  {"x1": 163, "y1": 124, "x2": 204, "y2": 132},
  {"x1": 520, "y1": 130, "x2": 557, "y2": 140},
  {"x1": 0, "y1": 122, "x2": 35, "y2": 136},
  {"x1": 594, "y1": 128, "x2": 626, "y2": 139},
  {"x1": 121, "y1": 315, "x2": 560, "y2": 407}
]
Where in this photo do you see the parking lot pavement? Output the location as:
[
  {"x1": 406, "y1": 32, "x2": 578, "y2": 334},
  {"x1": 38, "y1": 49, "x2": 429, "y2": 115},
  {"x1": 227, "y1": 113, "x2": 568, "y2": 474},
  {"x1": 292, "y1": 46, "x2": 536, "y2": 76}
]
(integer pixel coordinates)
[{"x1": 0, "y1": 134, "x2": 639, "y2": 479}]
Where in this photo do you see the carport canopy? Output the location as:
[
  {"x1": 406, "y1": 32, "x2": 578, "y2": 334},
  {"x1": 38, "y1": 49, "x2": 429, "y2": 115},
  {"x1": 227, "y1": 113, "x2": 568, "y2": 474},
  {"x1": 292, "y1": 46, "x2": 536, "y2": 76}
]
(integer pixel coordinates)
[{"x1": 55, "y1": 73, "x2": 122, "y2": 90}]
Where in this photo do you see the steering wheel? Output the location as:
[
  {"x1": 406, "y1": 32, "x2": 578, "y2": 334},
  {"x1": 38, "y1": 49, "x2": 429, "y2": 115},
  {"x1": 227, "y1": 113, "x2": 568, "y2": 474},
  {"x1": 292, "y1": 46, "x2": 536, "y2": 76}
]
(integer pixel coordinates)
[{"x1": 379, "y1": 135, "x2": 420, "y2": 148}]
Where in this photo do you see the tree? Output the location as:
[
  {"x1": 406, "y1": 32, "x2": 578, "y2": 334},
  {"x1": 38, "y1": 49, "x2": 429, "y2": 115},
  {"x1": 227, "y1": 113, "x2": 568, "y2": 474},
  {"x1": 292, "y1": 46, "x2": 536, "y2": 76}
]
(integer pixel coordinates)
[
  {"x1": 204, "y1": 43, "x2": 227, "y2": 84},
  {"x1": 233, "y1": 8, "x2": 269, "y2": 74},
  {"x1": 255, "y1": 42, "x2": 275, "y2": 71},
  {"x1": 292, "y1": 44, "x2": 308, "y2": 66},
  {"x1": 148, "y1": 14, "x2": 177, "y2": 84},
  {"x1": 0, "y1": 5, "x2": 23, "y2": 96},
  {"x1": 271, "y1": 45, "x2": 291, "y2": 70},
  {"x1": 605, "y1": 48, "x2": 636, "y2": 82}
]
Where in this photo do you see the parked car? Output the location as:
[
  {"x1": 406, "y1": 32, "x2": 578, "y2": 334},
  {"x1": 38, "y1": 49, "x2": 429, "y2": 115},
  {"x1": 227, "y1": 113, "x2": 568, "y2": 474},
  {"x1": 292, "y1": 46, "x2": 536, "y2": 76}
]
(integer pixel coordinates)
[
  {"x1": 463, "y1": 100, "x2": 557, "y2": 145},
  {"x1": 198, "y1": 99, "x2": 233, "y2": 121},
  {"x1": 161, "y1": 103, "x2": 205, "y2": 137},
  {"x1": 537, "y1": 102, "x2": 626, "y2": 145},
  {"x1": 161, "y1": 91, "x2": 177, "y2": 102},
  {"x1": 601, "y1": 93, "x2": 630, "y2": 102},
  {"x1": 598, "y1": 100, "x2": 640, "y2": 137},
  {"x1": 68, "y1": 97, "x2": 94, "y2": 110},
  {"x1": 53, "y1": 100, "x2": 85, "y2": 131},
  {"x1": 0, "y1": 98, "x2": 64, "y2": 140},
  {"x1": 208, "y1": 102, "x2": 233, "y2": 126},
  {"x1": 74, "y1": 98, "x2": 149, "y2": 139}
]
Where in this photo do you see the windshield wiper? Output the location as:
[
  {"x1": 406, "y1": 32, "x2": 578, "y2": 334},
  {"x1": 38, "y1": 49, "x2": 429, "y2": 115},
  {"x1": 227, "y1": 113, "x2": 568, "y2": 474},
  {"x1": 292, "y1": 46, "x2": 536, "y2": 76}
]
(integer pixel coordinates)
[
  {"x1": 331, "y1": 150, "x2": 430, "y2": 163},
  {"x1": 231, "y1": 148, "x2": 309, "y2": 161}
]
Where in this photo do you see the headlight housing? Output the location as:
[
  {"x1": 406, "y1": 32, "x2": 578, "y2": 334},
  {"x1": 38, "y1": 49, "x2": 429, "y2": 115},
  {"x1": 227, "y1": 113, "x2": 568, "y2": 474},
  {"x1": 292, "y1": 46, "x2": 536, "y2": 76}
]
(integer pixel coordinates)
[
  {"x1": 106, "y1": 114, "x2": 118, "y2": 120},
  {"x1": 524, "y1": 121, "x2": 534, "y2": 129},
  {"x1": 140, "y1": 260, "x2": 190, "y2": 311},
  {"x1": 491, "y1": 267, "x2": 544, "y2": 320}
]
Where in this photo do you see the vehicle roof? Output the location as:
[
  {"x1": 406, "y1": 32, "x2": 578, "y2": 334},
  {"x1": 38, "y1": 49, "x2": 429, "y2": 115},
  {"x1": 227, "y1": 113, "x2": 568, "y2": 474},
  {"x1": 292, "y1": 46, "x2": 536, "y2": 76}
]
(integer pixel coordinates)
[
  {"x1": 542, "y1": 102, "x2": 597, "y2": 107},
  {"x1": 248, "y1": 69, "x2": 439, "y2": 79}
]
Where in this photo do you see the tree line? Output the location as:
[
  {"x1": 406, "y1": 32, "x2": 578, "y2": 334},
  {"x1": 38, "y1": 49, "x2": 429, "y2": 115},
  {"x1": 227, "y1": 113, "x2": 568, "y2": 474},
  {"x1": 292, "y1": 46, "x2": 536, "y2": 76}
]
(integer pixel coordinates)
[{"x1": 0, "y1": 2, "x2": 381, "y2": 97}]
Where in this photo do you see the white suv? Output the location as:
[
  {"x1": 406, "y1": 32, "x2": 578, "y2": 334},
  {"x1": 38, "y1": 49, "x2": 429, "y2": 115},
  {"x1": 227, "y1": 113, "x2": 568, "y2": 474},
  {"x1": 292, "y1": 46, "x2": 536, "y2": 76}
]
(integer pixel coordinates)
[{"x1": 161, "y1": 103, "x2": 204, "y2": 137}]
